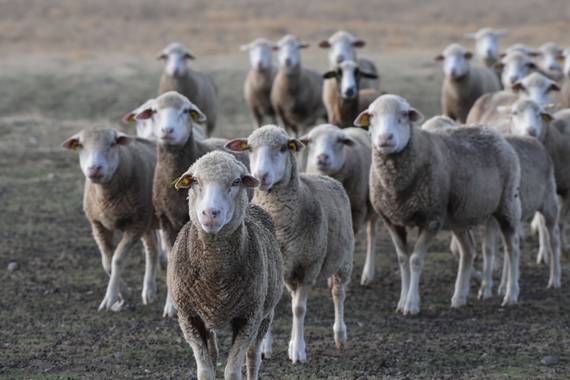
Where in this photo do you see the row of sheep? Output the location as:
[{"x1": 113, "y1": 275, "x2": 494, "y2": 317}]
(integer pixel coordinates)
[{"x1": 60, "y1": 29, "x2": 570, "y2": 379}]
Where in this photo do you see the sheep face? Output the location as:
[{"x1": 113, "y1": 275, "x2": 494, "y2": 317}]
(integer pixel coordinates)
[
  {"x1": 274, "y1": 35, "x2": 308, "y2": 70},
  {"x1": 323, "y1": 60, "x2": 377, "y2": 100},
  {"x1": 318, "y1": 31, "x2": 365, "y2": 67},
  {"x1": 301, "y1": 124, "x2": 353, "y2": 175},
  {"x1": 539, "y1": 43, "x2": 563, "y2": 77},
  {"x1": 135, "y1": 92, "x2": 206, "y2": 147},
  {"x1": 355, "y1": 95, "x2": 423, "y2": 155},
  {"x1": 225, "y1": 125, "x2": 303, "y2": 191},
  {"x1": 175, "y1": 152, "x2": 258, "y2": 235},
  {"x1": 467, "y1": 28, "x2": 505, "y2": 63},
  {"x1": 241, "y1": 39, "x2": 273, "y2": 71},
  {"x1": 505, "y1": 100, "x2": 552, "y2": 140},
  {"x1": 158, "y1": 43, "x2": 194, "y2": 77},
  {"x1": 436, "y1": 44, "x2": 472, "y2": 80},
  {"x1": 498, "y1": 52, "x2": 536, "y2": 88},
  {"x1": 62, "y1": 129, "x2": 130, "y2": 184},
  {"x1": 512, "y1": 73, "x2": 560, "y2": 106}
]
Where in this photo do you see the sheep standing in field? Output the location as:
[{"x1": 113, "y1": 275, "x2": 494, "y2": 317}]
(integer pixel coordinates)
[
  {"x1": 158, "y1": 43, "x2": 218, "y2": 136},
  {"x1": 169, "y1": 151, "x2": 283, "y2": 380},
  {"x1": 465, "y1": 28, "x2": 507, "y2": 68},
  {"x1": 270, "y1": 35, "x2": 326, "y2": 136},
  {"x1": 355, "y1": 95, "x2": 522, "y2": 314},
  {"x1": 226, "y1": 125, "x2": 354, "y2": 363},
  {"x1": 537, "y1": 42, "x2": 564, "y2": 82},
  {"x1": 241, "y1": 38, "x2": 277, "y2": 128},
  {"x1": 62, "y1": 128, "x2": 159, "y2": 311},
  {"x1": 467, "y1": 72, "x2": 560, "y2": 124},
  {"x1": 436, "y1": 43, "x2": 501, "y2": 123},
  {"x1": 501, "y1": 99, "x2": 570, "y2": 259},
  {"x1": 133, "y1": 91, "x2": 248, "y2": 317},
  {"x1": 322, "y1": 60, "x2": 380, "y2": 128},
  {"x1": 301, "y1": 124, "x2": 379, "y2": 286}
]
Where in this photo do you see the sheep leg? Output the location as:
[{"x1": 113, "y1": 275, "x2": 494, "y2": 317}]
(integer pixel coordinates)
[
  {"x1": 98, "y1": 231, "x2": 139, "y2": 311},
  {"x1": 157, "y1": 229, "x2": 168, "y2": 271},
  {"x1": 405, "y1": 227, "x2": 438, "y2": 315},
  {"x1": 91, "y1": 221, "x2": 114, "y2": 275},
  {"x1": 449, "y1": 235, "x2": 460, "y2": 258},
  {"x1": 451, "y1": 229, "x2": 476, "y2": 308},
  {"x1": 479, "y1": 218, "x2": 498, "y2": 300},
  {"x1": 542, "y1": 193, "x2": 562, "y2": 289},
  {"x1": 260, "y1": 324, "x2": 273, "y2": 359},
  {"x1": 330, "y1": 274, "x2": 348, "y2": 349},
  {"x1": 499, "y1": 225, "x2": 520, "y2": 306},
  {"x1": 535, "y1": 213, "x2": 549, "y2": 264},
  {"x1": 360, "y1": 215, "x2": 378, "y2": 286},
  {"x1": 161, "y1": 222, "x2": 178, "y2": 318},
  {"x1": 140, "y1": 230, "x2": 159, "y2": 305},
  {"x1": 288, "y1": 285, "x2": 308, "y2": 363},
  {"x1": 246, "y1": 314, "x2": 272, "y2": 380},
  {"x1": 179, "y1": 315, "x2": 216, "y2": 380},
  {"x1": 251, "y1": 107, "x2": 263, "y2": 129},
  {"x1": 226, "y1": 318, "x2": 259, "y2": 380},
  {"x1": 559, "y1": 196, "x2": 570, "y2": 254},
  {"x1": 383, "y1": 222, "x2": 409, "y2": 313}
]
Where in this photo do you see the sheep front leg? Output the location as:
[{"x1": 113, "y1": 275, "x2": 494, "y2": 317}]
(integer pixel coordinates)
[
  {"x1": 288, "y1": 285, "x2": 308, "y2": 363},
  {"x1": 161, "y1": 221, "x2": 178, "y2": 318},
  {"x1": 499, "y1": 225, "x2": 521, "y2": 306},
  {"x1": 260, "y1": 324, "x2": 273, "y2": 359},
  {"x1": 383, "y1": 222, "x2": 409, "y2": 313},
  {"x1": 141, "y1": 230, "x2": 159, "y2": 305},
  {"x1": 226, "y1": 318, "x2": 259, "y2": 380},
  {"x1": 534, "y1": 213, "x2": 549, "y2": 264},
  {"x1": 360, "y1": 215, "x2": 378, "y2": 286},
  {"x1": 405, "y1": 226, "x2": 438, "y2": 315},
  {"x1": 98, "y1": 231, "x2": 139, "y2": 311},
  {"x1": 479, "y1": 218, "x2": 498, "y2": 300},
  {"x1": 179, "y1": 315, "x2": 216, "y2": 380},
  {"x1": 91, "y1": 221, "x2": 114, "y2": 275},
  {"x1": 451, "y1": 229, "x2": 476, "y2": 307},
  {"x1": 330, "y1": 274, "x2": 348, "y2": 349},
  {"x1": 247, "y1": 314, "x2": 272, "y2": 380}
]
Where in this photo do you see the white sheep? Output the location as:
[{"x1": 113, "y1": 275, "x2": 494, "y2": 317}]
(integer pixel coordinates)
[
  {"x1": 537, "y1": 42, "x2": 564, "y2": 82},
  {"x1": 270, "y1": 35, "x2": 326, "y2": 136},
  {"x1": 355, "y1": 95, "x2": 522, "y2": 314},
  {"x1": 158, "y1": 43, "x2": 218, "y2": 136},
  {"x1": 436, "y1": 43, "x2": 501, "y2": 122},
  {"x1": 465, "y1": 27, "x2": 507, "y2": 67},
  {"x1": 241, "y1": 38, "x2": 277, "y2": 128},
  {"x1": 495, "y1": 51, "x2": 538, "y2": 90},
  {"x1": 169, "y1": 151, "x2": 283, "y2": 380},
  {"x1": 226, "y1": 125, "x2": 354, "y2": 363},
  {"x1": 301, "y1": 124, "x2": 379, "y2": 286},
  {"x1": 62, "y1": 128, "x2": 159, "y2": 311}
]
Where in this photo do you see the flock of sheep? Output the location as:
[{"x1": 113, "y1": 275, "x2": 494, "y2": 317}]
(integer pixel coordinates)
[{"x1": 61, "y1": 28, "x2": 570, "y2": 379}]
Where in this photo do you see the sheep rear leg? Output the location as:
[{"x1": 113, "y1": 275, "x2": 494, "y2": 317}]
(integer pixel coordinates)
[
  {"x1": 383, "y1": 222, "x2": 409, "y2": 313},
  {"x1": 498, "y1": 224, "x2": 521, "y2": 306},
  {"x1": 534, "y1": 213, "x2": 550, "y2": 264},
  {"x1": 451, "y1": 229, "x2": 476, "y2": 308},
  {"x1": 160, "y1": 221, "x2": 178, "y2": 318},
  {"x1": 479, "y1": 218, "x2": 498, "y2": 300},
  {"x1": 226, "y1": 317, "x2": 259, "y2": 380},
  {"x1": 246, "y1": 314, "x2": 272, "y2": 380},
  {"x1": 141, "y1": 230, "x2": 159, "y2": 305},
  {"x1": 260, "y1": 323, "x2": 273, "y2": 359},
  {"x1": 559, "y1": 196, "x2": 570, "y2": 254},
  {"x1": 330, "y1": 274, "x2": 348, "y2": 349},
  {"x1": 360, "y1": 215, "x2": 378, "y2": 286},
  {"x1": 288, "y1": 285, "x2": 308, "y2": 364},
  {"x1": 541, "y1": 191, "x2": 562, "y2": 288},
  {"x1": 91, "y1": 221, "x2": 114, "y2": 275},
  {"x1": 405, "y1": 226, "x2": 438, "y2": 315},
  {"x1": 180, "y1": 315, "x2": 216, "y2": 380},
  {"x1": 98, "y1": 230, "x2": 139, "y2": 311}
]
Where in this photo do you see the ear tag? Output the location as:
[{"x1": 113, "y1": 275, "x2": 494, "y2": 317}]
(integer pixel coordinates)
[
  {"x1": 288, "y1": 142, "x2": 297, "y2": 152},
  {"x1": 190, "y1": 111, "x2": 200, "y2": 122},
  {"x1": 69, "y1": 140, "x2": 80, "y2": 151},
  {"x1": 240, "y1": 141, "x2": 250, "y2": 151},
  {"x1": 173, "y1": 176, "x2": 192, "y2": 190},
  {"x1": 358, "y1": 113, "x2": 370, "y2": 129}
]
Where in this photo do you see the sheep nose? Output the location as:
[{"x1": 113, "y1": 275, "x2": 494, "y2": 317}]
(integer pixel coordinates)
[
  {"x1": 87, "y1": 165, "x2": 102, "y2": 176},
  {"x1": 336, "y1": 55, "x2": 345, "y2": 63},
  {"x1": 202, "y1": 208, "x2": 221, "y2": 219},
  {"x1": 162, "y1": 127, "x2": 174, "y2": 135},
  {"x1": 285, "y1": 57, "x2": 292, "y2": 67},
  {"x1": 344, "y1": 87, "x2": 356, "y2": 98},
  {"x1": 378, "y1": 133, "x2": 394, "y2": 146},
  {"x1": 317, "y1": 153, "x2": 330, "y2": 166}
]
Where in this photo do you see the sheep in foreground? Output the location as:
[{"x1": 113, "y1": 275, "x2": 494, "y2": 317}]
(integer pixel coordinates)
[
  {"x1": 467, "y1": 72, "x2": 560, "y2": 124},
  {"x1": 169, "y1": 151, "x2": 283, "y2": 380},
  {"x1": 133, "y1": 91, "x2": 248, "y2": 317},
  {"x1": 226, "y1": 125, "x2": 354, "y2": 363},
  {"x1": 270, "y1": 35, "x2": 326, "y2": 136},
  {"x1": 501, "y1": 99, "x2": 570, "y2": 259},
  {"x1": 241, "y1": 38, "x2": 277, "y2": 128},
  {"x1": 465, "y1": 27, "x2": 507, "y2": 67},
  {"x1": 436, "y1": 43, "x2": 501, "y2": 122},
  {"x1": 322, "y1": 60, "x2": 380, "y2": 128},
  {"x1": 355, "y1": 95, "x2": 522, "y2": 314},
  {"x1": 318, "y1": 30, "x2": 380, "y2": 90},
  {"x1": 301, "y1": 124, "x2": 379, "y2": 286},
  {"x1": 537, "y1": 42, "x2": 564, "y2": 82},
  {"x1": 62, "y1": 128, "x2": 159, "y2": 311},
  {"x1": 158, "y1": 43, "x2": 218, "y2": 136}
]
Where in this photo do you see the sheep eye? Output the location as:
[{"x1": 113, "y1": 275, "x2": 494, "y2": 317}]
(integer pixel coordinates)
[
  {"x1": 232, "y1": 178, "x2": 241, "y2": 187},
  {"x1": 183, "y1": 109, "x2": 190, "y2": 114},
  {"x1": 279, "y1": 145, "x2": 288, "y2": 152}
]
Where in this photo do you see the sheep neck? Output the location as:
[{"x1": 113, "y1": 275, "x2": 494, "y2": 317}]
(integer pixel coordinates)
[
  {"x1": 156, "y1": 134, "x2": 199, "y2": 181},
  {"x1": 331, "y1": 79, "x2": 360, "y2": 127}
]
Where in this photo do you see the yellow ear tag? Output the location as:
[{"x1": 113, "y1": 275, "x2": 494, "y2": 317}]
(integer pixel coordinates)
[
  {"x1": 173, "y1": 176, "x2": 191, "y2": 190},
  {"x1": 126, "y1": 114, "x2": 136, "y2": 124},
  {"x1": 288, "y1": 142, "x2": 297, "y2": 152},
  {"x1": 359, "y1": 113, "x2": 370, "y2": 128},
  {"x1": 240, "y1": 141, "x2": 250, "y2": 151},
  {"x1": 69, "y1": 140, "x2": 80, "y2": 151},
  {"x1": 190, "y1": 111, "x2": 200, "y2": 122},
  {"x1": 541, "y1": 113, "x2": 553, "y2": 123}
]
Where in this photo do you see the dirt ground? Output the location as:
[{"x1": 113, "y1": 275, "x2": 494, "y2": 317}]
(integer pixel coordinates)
[{"x1": 1, "y1": 1, "x2": 569, "y2": 379}]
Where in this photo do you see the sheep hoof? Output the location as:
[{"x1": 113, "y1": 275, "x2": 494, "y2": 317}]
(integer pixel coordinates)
[
  {"x1": 141, "y1": 284, "x2": 157, "y2": 305},
  {"x1": 402, "y1": 302, "x2": 420, "y2": 316},
  {"x1": 477, "y1": 287, "x2": 492, "y2": 300},
  {"x1": 360, "y1": 273, "x2": 374, "y2": 287},
  {"x1": 497, "y1": 284, "x2": 506, "y2": 296},
  {"x1": 98, "y1": 293, "x2": 123, "y2": 311},
  {"x1": 547, "y1": 278, "x2": 561, "y2": 289},
  {"x1": 162, "y1": 300, "x2": 178, "y2": 318},
  {"x1": 261, "y1": 336, "x2": 272, "y2": 359},
  {"x1": 333, "y1": 323, "x2": 347, "y2": 349},
  {"x1": 536, "y1": 250, "x2": 549, "y2": 265},
  {"x1": 288, "y1": 339, "x2": 307, "y2": 364},
  {"x1": 451, "y1": 295, "x2": 467, "y2": 308}
]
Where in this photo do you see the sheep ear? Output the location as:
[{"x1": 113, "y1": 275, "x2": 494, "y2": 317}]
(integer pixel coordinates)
[
  {"x1": 511, "y1": 82, "x2": 524, "y2": 92},
  {"x1": 354, "y1": 110, "x2": 371, "y2": 129},
  {"x1": 434, "y1": 54, "x2": 444, "y2": 62},
  {"x1": 541, "y1": 112, "x2": 554, "y2": 123},
  {"x1": 173, "y1": 173, "x2": 194, "y2": 190},
  {"x1": 116, "y1": 132, "x2": 131, "y2": 146},
  {"x1": 184, "y1": 52, "x2": 195, "y2": 60},
  {"x1": 135, "y1": 108, "x2": 154, "y2": 120},
  {"x1": 464, "y1": 51, "x2": 473, "y2": 60},
  {"x1": 225, "y1": 139, "x2": 250, "y2": 152},
  {"x1": 323, "y1": 70, "x2": 337, "y2": 79},
  {"x1": 526, "y1": 62, "x2": 536, "y2": 70},
  {"x1": 157, "y1": 53, "x2": 167, "y2": 60},
  {"x1": 62, "y1": 134, "x2": 81, "y2": 151},
  {"x1": 528, "y1": 50, "x2": 541, "y2": 58},
  {"x1": 318, "y1": 40, "x2": 331, "y2": 49},
  {"x1": 408, "y1": 108, "x2": 424, "y2": 123},
  {"x1": 500, "y1": 52, "x2": 507, "y2": 59},
  {"x1": 299, "y1": 43, "x2": 310, "y2": 49},
  {"x1": 288, "y1": 139, "x2": 304, "y2": 152},
  {"x1": 190, "y1": 108, "x2": 207, "y2": 123},
  {"x1": 241, "y1": 174, "x2": 259, "y2": 188},
  {"x1": 299, "y1": 134, "x2": 311, "y2": 146},
  {"x1": 271, "y1": 45, "x2": 280, "y2": 52},
  {"x1": 352, "y1": 39, "x2": 366, "y2": 48},
  {"x1": 494, "y1": 62, "x2": 505, "y2": 72},
  {"x1": 548, "y1": 82, "x2": 561, "y2": 92},
  {"x1": 361, "y1": 71, "x2": 378, "y2": 79},
  {"x1": 122, "y1": 111, "x2": 137, "y2": 124}
]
